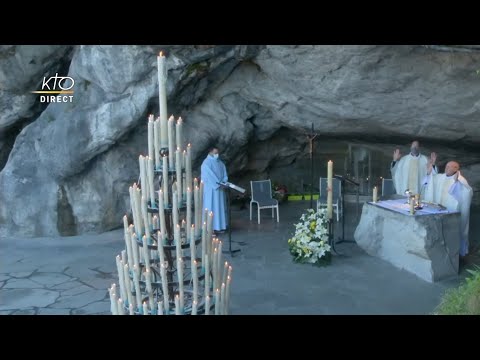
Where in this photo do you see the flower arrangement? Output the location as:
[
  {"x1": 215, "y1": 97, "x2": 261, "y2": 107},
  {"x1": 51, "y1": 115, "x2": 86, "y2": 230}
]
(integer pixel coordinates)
[{"x1": 287, "y1": 208, "x2": 331, "y2": 266}]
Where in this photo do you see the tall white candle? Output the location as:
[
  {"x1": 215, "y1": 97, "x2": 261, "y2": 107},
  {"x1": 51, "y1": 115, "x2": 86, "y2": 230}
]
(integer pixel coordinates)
[
  {"x1": 168, "y1": 116, "x2": 175, "y2": 170},
  {"x1": 131, "y1": 232, "x2": 140, "y2": 269},
  {"x1": 158, "y1": 190, "x2": 167, "y2": 238},
  {"x1": 128, "y1": 186, "x2": 137, "y2": 234},
  {"x1": 220, "y1": 282, "x2": 226, "y2": 315},
  {"x1": 176, "y1": 117, "x2": 183, "y2": 151},
  {"x1": 201, "y1": 221, "x2": 207, "y2": 266},
  {"x1": 158, "y1": 52, "x2": 168, "y2": 148},
  {"x1": 132, "y1": 184, "x2": 141, "y2": 235},
  {"x1": 372, "y1": 186, "x2": 378, "y2": 203},
  {"x1": 214, "y1": 288, "x2": 220, "y2": 315},
  {"x1": 129, "y1": 303, "x2": 135, "y2": 315},
  {"x1": 147, "y1": 157, "x2": 156, "y2": 207},
  {"x1": 109, "y1": 286, "x2": 118, "y2": 315},
  {"x1": 194, "y1": 186, "x2": 200, "y2": 238},
  {"x1": 186, "y1": 187, "x2": 192, "y2": 240},
  {"x1": 142, "y1": 235, "x2": 150, "y2": 272},
  {"x1": 327, "y1": 160, "x2": 333, "y2": 219},
  {"x1": 154, "y1": 119, "x2": 160, "y2": 169},
  {"x1": 160, "y1": 262, "x2": 169, "y2": 315},
  {"x1": 204, "y1": 251, "x2": 210, "y2": 299},
  {"x1": 175, "y1": 224, "x2": 181, "y2": 262},
  {"x1": 225, "y1": 275, "x2": 231, "y2": 315},
  {"x1": 148, "y1": 116, "x2": 154, "y2": 161},
  {"x1": 186, "y1": 144, "x2": 192, "y2": 193},
  {"x1": 141, "y1": 197, "x2": 151, "y2": 241},
  {"x1": 212, "y1": 247, "x2": 218, "y2": 295},
  {"x1": 175, "y1": 294, "x2": 181, "y2": 315},
  {"x1": 205, "y1": 295, "x2": 210, "y2": 315},
  {"x1": 116, "y1": 255, "x2": 127, "y2": 303},
  {"x1": 172, "y1": 190, "x2": 179, "y2": 228},
  {"x1": 192, "y1": 300, "x2": 197, "y2": 315},
  {"x1": 124, "y1": 219, "x2": 133, "y2": 269},
  {"x1": 222, "y1": 261, "x2": 228, "y2": 290},
  {"x1": 145, "y1": 268, "x2": 154, "y2": 306},
  {"x1": 143, "y1": 301, "x2": 149, "y2": 315},
  {"x1": 217, "y1": 241, "x2": 222, "y2": 291},
  {"x1": 162, "y1": 156, "x2": 169, "y2": 208},
  {"x1": 157, "y1": 231, "x2": 166, "y2": 264},
  {"x1": 152, "y1": 215, "x2": 158, "y2": 230},
  {"x1": 192, "y1": 259, "x2": 198, "y2": 304},
  {"x1": 117, "y1": 297, "x2": 125, "y2": 315},
  {"x1": 175, "y1": 149, "x2": 182, "y2": 206},
  {"x1": 207, "y1": 211, "x2": 213, "y2": 257},
  {"x1": 139, "y1": 156, "x2": 148, "y2": 211},
  {"x1": 199, "y1": 181, "x2": 204, "y2": 222},
  {"x1": 177, "y1": 257, "x2": 184, "y2": 310}
]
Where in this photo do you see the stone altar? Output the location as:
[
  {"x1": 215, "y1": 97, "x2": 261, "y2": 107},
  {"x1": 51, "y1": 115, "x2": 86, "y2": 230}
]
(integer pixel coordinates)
[{"x1": 354, "y1": 198, "x2": 461, "y2": 282}]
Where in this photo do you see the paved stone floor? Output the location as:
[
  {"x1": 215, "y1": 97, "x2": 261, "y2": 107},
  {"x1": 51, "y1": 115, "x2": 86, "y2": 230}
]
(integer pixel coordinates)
[{"x1": 1, "y1": 200, "x2": 478, "y2": 315}]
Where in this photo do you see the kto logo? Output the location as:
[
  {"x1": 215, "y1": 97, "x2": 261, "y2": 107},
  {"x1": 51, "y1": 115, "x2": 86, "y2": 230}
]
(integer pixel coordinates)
[{"x1": 31, "y1": 73, "x2": 74, "y2": 103}]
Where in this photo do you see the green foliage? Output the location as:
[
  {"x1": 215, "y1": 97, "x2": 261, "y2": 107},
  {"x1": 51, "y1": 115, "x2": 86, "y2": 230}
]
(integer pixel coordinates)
[{"x1": 435, "y1": 265, "x2": 480, "y2": 315}]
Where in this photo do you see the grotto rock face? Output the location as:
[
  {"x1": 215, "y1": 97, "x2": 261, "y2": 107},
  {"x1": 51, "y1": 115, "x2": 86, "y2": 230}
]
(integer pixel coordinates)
[{"x1": 1, "y1": 45, "x2": 480, "y2": 237}]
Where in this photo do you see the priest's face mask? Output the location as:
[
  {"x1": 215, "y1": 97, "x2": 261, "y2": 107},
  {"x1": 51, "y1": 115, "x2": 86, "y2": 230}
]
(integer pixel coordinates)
[
  {"x1": 410, "y1": 141, "x2": 420, "y2": 156},
  {"x1": 209, "y1": 148, "x2": 219, "y2": 159}
]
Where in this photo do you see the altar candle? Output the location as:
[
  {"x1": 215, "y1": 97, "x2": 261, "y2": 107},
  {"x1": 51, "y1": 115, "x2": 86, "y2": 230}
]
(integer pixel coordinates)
[
  {"x1": 225, "y1": 275, "x2": 231, "y2": 315},
  {"x1": 117, "y1": 298, "x2": 125, "y2": 315},
  {"x1": 204, "y1": 251, "x2": 210, "y2": 298},
  {"x1": 220, "y1": 282, "x2": 226, "y2": 315},
  {"x1": 410, "y1": 197, "x2": 415, "y2": 215},
  {"x1": 192, "y1": 259, "x2": 198, "y2": 304},
  {"x1": 124, "y1": 219, "x2": 133, "y2": 268},
  {"x1": 177, "y1": 257, "x2": 184, "y2": 310},
  {"x1": 129, "y1": 303, "x2": 135, "y2": 315},
  {"x1": 372, "y1": 186, "x2": 378, "y2": 203},
  {"x1": 213, "y1": 247, "x2": 218, "y2": 293},
  {"x1": 176, "y1": 117, "x2": 183, "y2": 151},
  {"x1": 158, "y1": 190, "x2": 167, "y2": 237},
  {"x1": 147, "y1": 157, "x2": 156, "y2": 207},
  {"x1": 194, "y1": 185, "x2": 200, "y2": 237},
  {"x1": 160, "y1": 262, "x2": 169, "y2": 314},
  {"x1": 190, "y1": 224, "x2": 196, "y2": 263},
  {"x1": 205, "y1": 295, "x2": 210, "y2": 315},
  {"x1": 175, "y1": 294, "x2": 181, "y2": 315},
  {"x1": 175, "y1": 149, "x2": 182, "y2": 206},
  {"x1": 222, "y1": 261, "x2": 228, "y2": 289},
  {"x1": 148, "y1": 116, "x2": 154, "y2": 161},
  {"x1": 157, "y1": 52, "x2": 168, "y2": 148},
  {"x1": 214, "y1": 288, "x2": 220, "y2": 315},
  {"x1": 128, "y1": 187, "x2": 137, "y2": 234},
  {"x1": 227, "y1": 265, "x2": 232, "y2": 280},
  {"x1": 192, "y1": 300, "x2": 198, "y2": 315},
  {"x1": 172, "y1": 190, "x2": 179, "y2": 228},
  {"x1": 131, "y1": 232, "x2": 140, "y2": 269},
  {"x1": 154, "y1": 119, "x2": 160, "y2": 169},
  {"x1": 186, "y1": 187, "x2": 192, "y2": 240},
  {"x1": 116, "y1": 255, "x2": 127, "y2": 302},
  {"x1": 139, "y1": 155, "x2": 148, "y2": 208},
  {"x1": 152, "y1": 215, "x2": 159, "y2": 230},
  {"x1": 132, "y1": 266, "x2": 142, "y2": 310},
  {"x1": 207, "y1": 211, "x2": 213, "y2": 252},
  {"x1": 175, "y1": 224, "x2": 182, "y2": 262},
  {"x1": 143, "y1": 301, "x2": 149, "y2": 315},
  {"x1": 168, "y1": 116, "x2": 175, "y2": 170},
  {"x1": 145, "y1": 268, "x2": 154, "y2": 306},
  {"x1": 187, "y1": 144, "x2": 192, "y2": 190},
  {"x1": 132, "y1": 184, "x2": 142, "y2": 235},
  {"x1": 109, "y1": 286, "x2": 118, "y2": 315},
  {"x1": 141, "y1": 197, "x2": 150, "y2": 240},
  {"x1": 199, "y1": 181, "x2": 204, "y2": 220},
  {"x1": 327, "y1": 160, "x2": 333, "y2": 219},
  {"x1": 162, "y1": 156, "x2": 169, "y2": 208}
]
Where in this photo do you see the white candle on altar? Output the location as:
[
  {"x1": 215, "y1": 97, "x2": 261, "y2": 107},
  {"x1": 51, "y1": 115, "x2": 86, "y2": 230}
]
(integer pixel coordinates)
[
  {"x1": 157, "y1": 301, "x2": 164, "y2": 315},
  {"x1": 116, "y1": 255, "x2": 127, "y2": 302},
  {"x1": 131, "y1": 232, "x2": 140, "y2": 269},
  {"x1": 141, "y1": 197, "x2": 151, "y2": 241},
  {"x1": 220, "y1": 282, "x2": 226, "y2": 315},
  {"x1": 152, "y1": 215, "x2": 159, "y2": 230},
  {"x1": 177, "y1": 257, "x2": 184, "y2": 310},
  {"x1": 190, "y1": 224, "x2": 196, "y2": 263},
  {"x1": 212, "y1": 247, "x2": 218, "y2": 294},
  {"x1": 154, "y1": 119, "x2": 160, "y2": 169},
  {"x1": 168, "y1": 116, "x2": 175, "y2": 170},
  {"x1": 222, "y1": 261, "x2": 228, "y2": 289},
  {"x1": 327, "y1": 160, "x2": 333, "y2": 220},
  {"x1": 147, "y1": 157, "x2": 156, "y2": 207},
  {"x1": 172, "y1": 190, "x2": 179, "y2": 228},
  {"x1": 186, "y1": 187, "x2": 192, "y2": 240},
  {"x1": 227, "y1": 265, "x2": 232, "y2": 281},
  {"x1": 129, "y1": 303, "x2": 135, "y2": 315},
  {"x1": 175, "y1": 148, "x2": 182, "y2": 206},
  {"x1": 199, "y1": 181, "x2": 204, "y2": 221},
  {"x1": 158, "y1": 190, "x2": 167, "y2": 238},
  {"x1": 372, "y1": 186, "x2": 378, "y2": 203},
  {"x1": 225, "y1": 275, "x2": 231, "y2": 315},
  {"x1": 207, "y1": 211, "x2": 213, "y2": 256},
  {"x1": 117, "y1": 298, "x2": 125, "y2": 315},
  {"x1": 124, "y1": 218, "x2": 133, "y2": 269},
  {"x1": 176, "y1": 117, "x2": 183, "y2": 151},
  {"x1": 201, "y1": 221, "x2": 207, "y2": 265},
  {"x1": 132, "y1": 266, "x2": 142, "y2": 310},
  {"x1": 160, "y1": 262, "x2": 169, "y2": 314},
  {"x1": 139, "y1": 155, "x2": 148, "y2": 207},
  {"x1": 109, "y1": 286, "x2": 118, "y2": 315},
  {"x1": 214, "y1": 288, "x2": 220, "y2": 315},
  {"x1": 157, "y1": 52, "x2": 168, "y2": 148},
  {"x1": 204, "y1": 251, "x2": 210, "y2": 299},
  {"x1": 148, "y1": 116, "x2": 154, "y2": 161},
  {"x1": 187, "y1": 144, "x2": 192, "y2": 190},
  {"x1": 205, "y1": 295, "x2": 210, "y2": 315},
  {"x1": 192, "y1": 259, "x2": 198, "y2": 304},
  {"x1": 182, "y1": 151, "x2": 187, "y2": 201},
  {"x1": 217, "y1": 241, "x2": 222, "y2": 290},
  {"x1": 123, "y1": 264, "x2": 134, "y2": 309},
  {"x1": 175, "y1": 224, "x2": 182, "y2": 262},
  {"x1": 128, "y1": 186, "x2": 137, "y2": 234},
  {"x1": 131, "y1": 184, "x2": 142, "y2": 235},
  {"x1": 157, "y1": 230, "x2": 166, "y2": 264},
  {"x1": 192, "y1": 300, "x2": 197, "y2": 315},
  {"x1": 162, "y1": 156, "x2": 168, "y2": 208},
  {"x1": 194, "y1": 185, "x2": 200, "y2": 237},
  {"x1": 174, "y1": 294, "x2": 181, "y2": 315},
  {"x1": 142, "y1": 235, "x2": 150, "y2": 271},
  {"x1": 143, "y1": 301, "x2": 149, "y2": 315}
]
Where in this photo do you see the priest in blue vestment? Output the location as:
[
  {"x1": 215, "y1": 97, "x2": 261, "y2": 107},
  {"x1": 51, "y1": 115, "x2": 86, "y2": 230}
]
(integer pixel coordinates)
[{"x1": 201, "y1": 146, "x2": 228, "y2": 232}]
